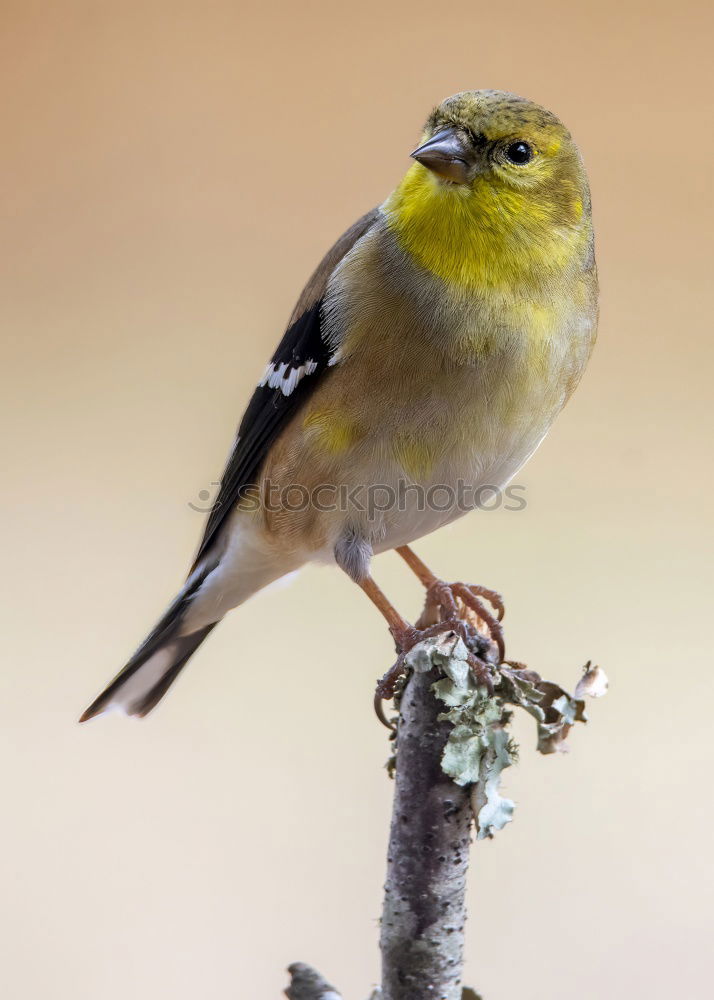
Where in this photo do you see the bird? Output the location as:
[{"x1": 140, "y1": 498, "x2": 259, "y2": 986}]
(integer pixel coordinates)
[{"x1": 80, "y1": 89, "x2": 598, "y2": 722}]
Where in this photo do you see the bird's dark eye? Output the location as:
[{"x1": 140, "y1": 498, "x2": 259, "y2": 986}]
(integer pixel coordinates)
[{"x1": 504, "y1": 141, "x2": 533, "y2": 165}]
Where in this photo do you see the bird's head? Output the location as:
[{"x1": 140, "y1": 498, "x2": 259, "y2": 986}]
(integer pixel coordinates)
[
  {"x1": 412, "y1": 91, "x2": 588, "y2": 217},
  {"x1": 386, "y1": 91, "x2": 593, "y2": 289}
]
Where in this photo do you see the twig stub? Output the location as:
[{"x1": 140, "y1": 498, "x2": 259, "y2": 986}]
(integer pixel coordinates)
[{"x1": 285, "y1": 962, "x2": 343, "y2": 1000}]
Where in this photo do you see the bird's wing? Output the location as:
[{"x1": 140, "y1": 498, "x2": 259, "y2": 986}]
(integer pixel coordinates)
[{"x1": 191, "y1": 208, "x2": 380, "y2": 568}]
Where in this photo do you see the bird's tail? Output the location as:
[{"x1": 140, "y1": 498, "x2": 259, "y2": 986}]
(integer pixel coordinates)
[{"x1": 79, "y1": 575, "x2": 218, "y2": 722}]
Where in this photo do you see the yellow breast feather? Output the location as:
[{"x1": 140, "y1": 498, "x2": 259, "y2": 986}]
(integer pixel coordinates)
[{"x1": 383, "y1": 163, "x2": 591, "y2": 294}]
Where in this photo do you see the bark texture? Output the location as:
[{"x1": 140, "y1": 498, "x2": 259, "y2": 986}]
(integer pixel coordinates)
[{"x1": 379, "y1": 665, "x2": 473, "y2": 1000}]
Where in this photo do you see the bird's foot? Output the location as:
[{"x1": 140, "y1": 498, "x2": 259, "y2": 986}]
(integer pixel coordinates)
[
  {"x1": 394, "y1": 547, "x2": 504, "y2": 653},
  {"x1": 425, "y1": 579, "x2": 505, "y2": 663},
  {"x1": 374, "y1": 615, "x2": 496, "y2": 730}
]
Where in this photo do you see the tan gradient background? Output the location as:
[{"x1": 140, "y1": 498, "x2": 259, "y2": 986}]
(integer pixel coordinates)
[{"x1": 2, "y1": 1, "x2": 712, "y2": 997}]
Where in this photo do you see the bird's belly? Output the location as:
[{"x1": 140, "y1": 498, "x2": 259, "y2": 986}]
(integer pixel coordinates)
[
  {"x1": 369, "y1": 419, "x2": 547, "y2": 553},
  {"x1": 324, "y1": 372, "x2": 555, "y2": 558},
  {"x1": 368, "y1": 331, "x2": 589, "y2": 551},
  {"x1": 262, "y1": 313, "x2": 592, "y2": 563}
]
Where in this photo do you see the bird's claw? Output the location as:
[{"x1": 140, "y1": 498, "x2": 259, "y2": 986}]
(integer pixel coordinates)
[
  {"x1": 426, "y1": 579, "x2": 505, "y2": 663},
  {"x1": 374, "y1": 614, "x2": 497, "y2": 729}
]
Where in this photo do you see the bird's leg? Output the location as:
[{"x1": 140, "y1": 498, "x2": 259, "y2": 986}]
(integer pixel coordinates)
[
  {"x1": 395, "y1": 545, "x2": 506, "y2": 663},
  {"x1": 395, "y1": 544, "x2": 439, "y2": 588},
  {"x1": 396, "y1": 545, "x2": 505, "y2": 619},
  {"x1": 356, "y1": 575, "x2": 495, "y2": 730},
  {"x1": 357, "y1": 576, "x2": 422, "y2": 664},
  {"x1": 356, "y1": 576, "x2": 420, "y2": 721},
  {"x1": 356, "y1": 575, "x2": 460, "y2": 697},
  {"x1": 356, "y1": 574, "x2": 415, "y2": 647}
]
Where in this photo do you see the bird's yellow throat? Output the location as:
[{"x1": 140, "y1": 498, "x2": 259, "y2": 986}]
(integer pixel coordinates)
[{"x1": 384, "y1": 163, "x2": 591, "y2": 294}]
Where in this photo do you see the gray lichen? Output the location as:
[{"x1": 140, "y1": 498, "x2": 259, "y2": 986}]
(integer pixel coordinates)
[{"x1": 404, "y1": 634, "x2": 608, "y2": 839}]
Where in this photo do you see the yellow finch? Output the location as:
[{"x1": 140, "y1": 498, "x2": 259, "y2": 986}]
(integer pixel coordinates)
[{"x1": 81, "y1": 90, "x2": 597, "y2": 721}]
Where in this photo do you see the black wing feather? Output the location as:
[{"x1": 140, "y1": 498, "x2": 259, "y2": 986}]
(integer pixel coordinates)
[
  {"x1": 193, "y1": 300, "x2": 329, "y2": 565},
  {"x1": 191, "y1": 208, "x2": 380, "y2": 568}
]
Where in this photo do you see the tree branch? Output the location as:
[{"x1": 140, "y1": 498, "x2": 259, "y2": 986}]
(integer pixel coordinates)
[
  {"x1": 379, "y1": 662, "x2": 473, "y2": 1000},
  {"x1": 284, "y1": 607, "x2": 606, "y2": 1000}
]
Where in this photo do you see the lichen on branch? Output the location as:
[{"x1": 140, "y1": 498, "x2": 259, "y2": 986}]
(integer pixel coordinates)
[{"x1": 403, "y1": 633, "x2": 608, "y2": 838}]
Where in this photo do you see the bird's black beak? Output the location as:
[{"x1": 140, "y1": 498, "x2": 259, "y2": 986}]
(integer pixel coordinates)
[{"x1": 410, "y1": 127, "x2": 473, "y2": 184}]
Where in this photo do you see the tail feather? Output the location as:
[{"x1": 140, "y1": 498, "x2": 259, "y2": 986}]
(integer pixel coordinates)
[
  {"x1": 79, "y1": 569, "x2": 219, "y2": 722},
  {"x1": 80, "y1": 521, "x2": 299, "y2": 722},
  {"x1": 128, "y1": 624, "x2": 218, "y2": 718}
]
